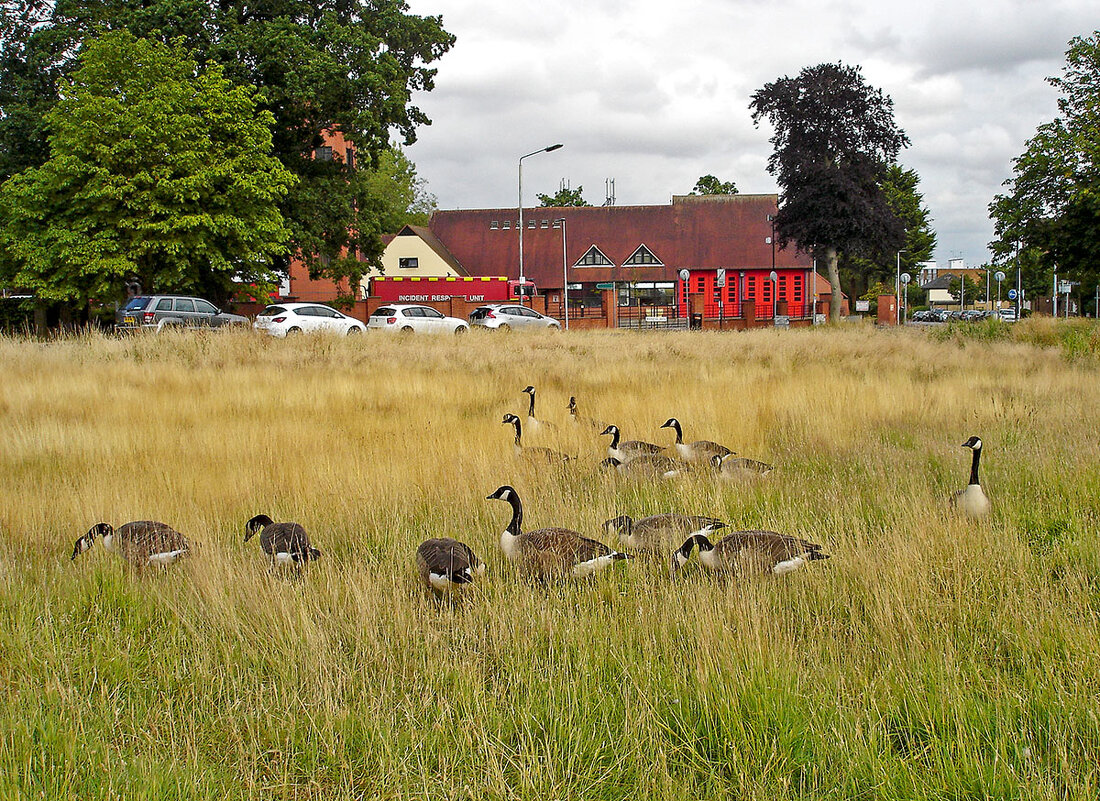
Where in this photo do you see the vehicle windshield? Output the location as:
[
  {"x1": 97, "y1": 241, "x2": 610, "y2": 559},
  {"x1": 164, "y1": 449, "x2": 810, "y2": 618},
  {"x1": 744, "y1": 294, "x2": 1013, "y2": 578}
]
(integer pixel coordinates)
[{"x1": 122, "y1": 297, "x2": 150, "y2": 311}]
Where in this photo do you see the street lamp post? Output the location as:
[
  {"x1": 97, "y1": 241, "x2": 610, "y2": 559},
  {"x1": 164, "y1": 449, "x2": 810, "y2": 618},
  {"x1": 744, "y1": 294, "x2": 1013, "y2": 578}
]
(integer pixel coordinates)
[
  {"x1": 556, "y1": 218, "x2": 569, "y2": 329},
  {"x1": 895, "y1": 249, "x2": 907, "y2": 325},
  {"x1": 518, "y1": 144, "x2": 563, "y2": 305}
]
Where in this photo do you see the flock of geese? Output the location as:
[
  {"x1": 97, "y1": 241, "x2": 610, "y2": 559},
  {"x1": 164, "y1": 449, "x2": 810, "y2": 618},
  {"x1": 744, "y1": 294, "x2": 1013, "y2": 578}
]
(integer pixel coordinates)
[{"x1": 69, "y1": 386, "x2": 992, "y2": 597}]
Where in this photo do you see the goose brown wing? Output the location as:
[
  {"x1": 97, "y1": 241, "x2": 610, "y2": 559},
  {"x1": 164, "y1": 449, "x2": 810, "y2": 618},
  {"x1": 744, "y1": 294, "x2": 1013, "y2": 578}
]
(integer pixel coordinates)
[
  {"x1": 522, "y1": 447, "x2": 573, "y2": 464},
  {"x1": 260, "y1": 522, "x2": 311, "y2": 556},
  {"x1": 691, "y1": 440, "x2": 733, "y2": 458},
  {"x1": 116, "y1": 521, "x2": 189, "y2": 562},
  {"x1": 630, "y1": 513, "x2": 723, "y2": 548},
  {"x1": 416, "y1": 538, "x2": 478, "y2": 574},
  {"x1": 716, "y1": 530, "x2": 825, "y2": 567},
  {"x1": 523, "y1": 527, "x2": 613, "y2": 562},
  {"x1": 622, "y1": 440, "x2": 665, "y2": 455}
]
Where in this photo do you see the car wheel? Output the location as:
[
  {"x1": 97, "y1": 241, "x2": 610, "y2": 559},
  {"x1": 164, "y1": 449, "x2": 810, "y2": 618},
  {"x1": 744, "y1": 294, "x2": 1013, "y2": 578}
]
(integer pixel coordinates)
[
  {"x1": 401, "y1": 326, "x2": 414, "y2": 333},
  {"x1": 497, "y1": 323, "x2": 510, "y2": 331},
  {"x1": 347, "y1": 326, "x2": 362, "y2": 335},
  {"x1": 454, "y1": 325, "x2": 466, "y2": 336},
  {"x1": 287, "y1": 327, "x2": 302, "y2": 335}
]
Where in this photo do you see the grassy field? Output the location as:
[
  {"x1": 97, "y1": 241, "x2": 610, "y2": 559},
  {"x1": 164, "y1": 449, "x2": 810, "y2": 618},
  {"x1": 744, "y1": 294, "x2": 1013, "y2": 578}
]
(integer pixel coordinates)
[{"x1": 1, "y1": 321, "x2": 1099, "y2": 800}]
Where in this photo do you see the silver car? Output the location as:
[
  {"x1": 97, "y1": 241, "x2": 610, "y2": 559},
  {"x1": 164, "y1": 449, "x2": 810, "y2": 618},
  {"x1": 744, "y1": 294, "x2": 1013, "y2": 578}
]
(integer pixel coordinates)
[
  {"x1": 469, "y1": 304, "x2": 561, "y2": 330},
  {"x1": 116, "y1": 295, "x2": 247, "y2": 331}
]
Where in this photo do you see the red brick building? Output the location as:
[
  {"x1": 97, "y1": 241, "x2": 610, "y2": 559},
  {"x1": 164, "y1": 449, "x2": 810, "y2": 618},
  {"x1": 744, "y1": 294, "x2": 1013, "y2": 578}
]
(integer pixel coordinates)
[{"x1": 426, "y1": 193, "x2": 816, "y2": 321}]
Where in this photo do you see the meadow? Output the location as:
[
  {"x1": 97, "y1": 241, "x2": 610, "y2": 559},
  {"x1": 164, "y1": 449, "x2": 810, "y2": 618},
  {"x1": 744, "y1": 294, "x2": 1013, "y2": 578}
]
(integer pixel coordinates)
[{"x1": 1, "y1": 321, "x2": 1099, "y2": 800}]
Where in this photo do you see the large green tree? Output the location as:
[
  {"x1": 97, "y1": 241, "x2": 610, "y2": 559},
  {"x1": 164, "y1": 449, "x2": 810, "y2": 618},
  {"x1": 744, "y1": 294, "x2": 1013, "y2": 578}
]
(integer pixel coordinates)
[
  {"x1": 0, "y1": 0, "x2": 453, "y2": 288},
  {"x1": 750, "y1": 62, "x2": 909, "y2": 320},
  {"x1": 989, "y1": 32, "x2": 1100, "y2": 300},
  {"x1": 0, "y1": 31, "x2": 295, "y2": 306}
]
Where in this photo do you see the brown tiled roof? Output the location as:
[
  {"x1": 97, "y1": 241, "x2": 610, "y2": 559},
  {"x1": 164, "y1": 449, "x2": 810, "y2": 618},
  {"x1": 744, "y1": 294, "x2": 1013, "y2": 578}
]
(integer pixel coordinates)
[{"x1": 427, "y1": 194, "x2": 812, "y2": 288}]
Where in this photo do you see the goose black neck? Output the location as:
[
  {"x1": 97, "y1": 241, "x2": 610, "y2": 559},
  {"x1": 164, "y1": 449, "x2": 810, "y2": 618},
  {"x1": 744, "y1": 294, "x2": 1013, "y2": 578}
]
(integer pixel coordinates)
[
  {"x1": 608, "y1": 428, "x2": 620, "y2": 448},
  {"x1": 504, "y1": 493, "x2": 523, "y2": 536},
  {"x1": 692, "y1": 534, "x2": 714, "y2": 552},
  {"x1": 527, "y1": 393, "x2": 535, "y2": 417},
  {"x1": 672, "y1": 420, "x2": 683, "y2": 444},
  {"x1": 510, "y1": 417, "x2": 522, "y2": 446},
  {"x1": 969, "y1": 446, "x2": 981, "y2": 486}
]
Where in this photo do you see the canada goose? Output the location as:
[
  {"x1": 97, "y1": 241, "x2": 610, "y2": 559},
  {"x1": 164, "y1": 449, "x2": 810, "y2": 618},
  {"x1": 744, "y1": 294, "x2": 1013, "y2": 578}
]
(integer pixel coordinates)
[
  {"x1": 598, "y1": 454, "x2": 692, "y2": 480},
  {"x1": 659, "y1": 417, "x2": 733, "y2": 462},
  {"x1": 600, "y1": 424, "x2": 665, "y2": 463},
  {"x1": 671, "y1": 523, "x2": 830, "y2": 577},
  {"x1": 522, "y1": 385, "x2": 554, "y2": 433},
  {"x1": 567, "y1": 396, "x2": 608, "y2": 431},
  {"x1": 711, "y1": 452, "x2": 775, "y2": 478},
  {"x1": 502, "y1": 414, "x2": 574, "y2": 463},
  {"x1": 603, "y1": 513, "x2": 725, "y2": 553},
  {"x1": 953, "y1": 435, "x2": 990, "y2": 518},
  {"x1": 486, "y1": 485, "x2": 631, "y2": 579},
  {"x1": 245, "y1": 514, "x2": 321, "y2": 566},
  {"x1": 416, "y1": 538, "x2": 485, "y2": 594},
  {"x1": 71, "y1": 521, "x2": 190, "y2": 567}
]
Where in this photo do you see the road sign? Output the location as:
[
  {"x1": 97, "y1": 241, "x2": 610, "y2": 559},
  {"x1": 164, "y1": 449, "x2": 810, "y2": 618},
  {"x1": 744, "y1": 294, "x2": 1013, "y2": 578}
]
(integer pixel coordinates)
[
  {"x1": 774, "y1": 315, "x2": 790, "y2": 327},
  {"x1": 716, "y1": 268, "x2": 726, "y2": 288},
  {"x1": 595, "y1": 282, "x2": 614, "y2": 290},
  {"x1": 1008, "y1": 288, "x2": 1018, "y2": 300}
]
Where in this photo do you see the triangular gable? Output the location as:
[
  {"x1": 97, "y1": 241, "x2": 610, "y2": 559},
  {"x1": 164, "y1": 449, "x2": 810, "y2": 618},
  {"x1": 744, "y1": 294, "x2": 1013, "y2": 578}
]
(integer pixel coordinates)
[
  {"x1": 575, "y1": 245, "x2": 614, "y2": 267},
  {"x1": 390, "y1": 224, "x2": 469, "y2": 275},
  {"x1": 624, "y1": 244, "x2": 663, "y2": 266}
]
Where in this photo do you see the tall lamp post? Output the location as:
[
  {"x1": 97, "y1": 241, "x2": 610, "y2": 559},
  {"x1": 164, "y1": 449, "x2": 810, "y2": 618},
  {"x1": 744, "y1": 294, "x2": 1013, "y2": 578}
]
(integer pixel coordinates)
[
  {"x1": 556, "y1": 218, "x2": 569, "y2": 329},
  {"x1": 518, "y1": 143, "x2": 563, "y2": 305},
  {"x1": 895, "y1": 249, "x2": 907, "y2": 325}
]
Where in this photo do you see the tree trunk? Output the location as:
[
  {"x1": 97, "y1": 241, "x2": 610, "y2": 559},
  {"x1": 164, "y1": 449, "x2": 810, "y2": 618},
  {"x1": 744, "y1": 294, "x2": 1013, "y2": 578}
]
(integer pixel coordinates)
[
  {"x1": 33, "y1": 300, "x2": 48, "y2": 338},
  {"x1": 826, "y1": 246, "x2": 842, "y2": 322}
]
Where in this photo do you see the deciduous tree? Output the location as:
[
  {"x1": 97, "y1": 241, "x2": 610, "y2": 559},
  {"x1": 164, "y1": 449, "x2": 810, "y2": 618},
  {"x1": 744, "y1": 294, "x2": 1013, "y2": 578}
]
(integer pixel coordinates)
[
  {"x1": 989, "y1": 31, "x2": 1100, "y2": 299},
  {"x1": 538, "y1": 185, "x2": 590, "y2": 207},
  {"x1": 750, "y1": 62, "x2": 909, "y2": 321},
  {"x1": 0, "y1": 31, "x2": 295, "y2": 307},
  {"x1": 691, "y1": 174, "x2": 738, "y2": 195}
]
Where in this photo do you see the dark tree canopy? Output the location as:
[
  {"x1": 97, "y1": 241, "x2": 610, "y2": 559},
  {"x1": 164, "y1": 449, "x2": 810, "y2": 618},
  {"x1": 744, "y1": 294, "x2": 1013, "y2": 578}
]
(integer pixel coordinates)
[
  {"x1": 0, "y1": 0, "x2": 454, "y2": 293},
  {"x1": 691, "y1": 175, "x2": 738, "y2": 195},
  {"x1": 990, "y1": 31, "x2": 1100, "y2": 299},
  {"x1": 750, "y1": 62, "x2": 909, "y2": 319}
]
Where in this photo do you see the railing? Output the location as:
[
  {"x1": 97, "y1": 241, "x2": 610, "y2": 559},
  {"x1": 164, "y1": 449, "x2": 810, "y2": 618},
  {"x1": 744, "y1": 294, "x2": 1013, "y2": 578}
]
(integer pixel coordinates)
[{"x1": 616, "y1": 304, "x2": 688, "y2": 330}]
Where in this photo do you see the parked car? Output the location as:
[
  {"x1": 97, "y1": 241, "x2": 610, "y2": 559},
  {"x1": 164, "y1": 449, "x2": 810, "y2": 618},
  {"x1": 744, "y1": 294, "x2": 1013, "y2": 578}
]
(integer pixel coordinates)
[
  {"x1": 469, "y1": 304, "x2": 561, "y2": 330},
  {"x1": 367, "y1": 304, "x2": 469, "y2": 335},
  {"x1": 997, "y1": 308, "x2": 1018, "y2": 322},
  {"x1": 116, "y1": 295, "x2": 247, "y2": 331},
  {"x1": 253, "y1": 303, "x2": 366, "y2": 337}
]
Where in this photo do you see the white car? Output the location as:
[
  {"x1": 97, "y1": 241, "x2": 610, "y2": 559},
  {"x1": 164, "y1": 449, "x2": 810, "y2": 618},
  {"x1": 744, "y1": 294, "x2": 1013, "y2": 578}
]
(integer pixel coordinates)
[
  {"x1": 253, "y1": 303, "x2": 366, "y2": 337},
  {"x1": 468, "y1": 304, "x2": 561, "y2": 330},
  {"x1": 367, "y1": 304, "x2": 469, "y2": 335}
]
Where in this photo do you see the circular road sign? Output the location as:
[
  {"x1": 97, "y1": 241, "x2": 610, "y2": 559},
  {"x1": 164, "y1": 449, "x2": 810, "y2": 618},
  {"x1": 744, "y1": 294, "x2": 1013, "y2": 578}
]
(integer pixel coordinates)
[{"x1": 1008, "y1": 288, "x2": 1018, "y2": 300}]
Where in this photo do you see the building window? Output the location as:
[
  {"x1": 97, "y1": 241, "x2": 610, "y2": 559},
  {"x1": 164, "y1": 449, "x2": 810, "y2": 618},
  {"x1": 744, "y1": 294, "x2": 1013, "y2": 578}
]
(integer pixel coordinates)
[
  {"x1": 527, "y1": 220, "x2": 536, "y2": 229},
  {"x1": 490, "y1": 220, "x2": 499, "y2": 229},
  {"x1": 314, "y1": 146, "x2": 333, "y2": 162},
  {"x1": 575, "y1": 246, "x2": 614, "y2": 267},
  {"x1": 625, "y1": 245, "x2": 663, "y2": 266},
  {"x1": 541, "y1": 220, "x2": 549, "y2": 228},
  {"x1": 346, "y1": 148, "x2": 355, "y2": 169},
  {"x1": 503, "y1": 221, "x2": 511, "y2": 229},
  {"x1": 399, "y1": 258, "x2": 418, "y2": 269},
  {"x1": 792, "y1": 275, "x2": 803, "y2": 301}
]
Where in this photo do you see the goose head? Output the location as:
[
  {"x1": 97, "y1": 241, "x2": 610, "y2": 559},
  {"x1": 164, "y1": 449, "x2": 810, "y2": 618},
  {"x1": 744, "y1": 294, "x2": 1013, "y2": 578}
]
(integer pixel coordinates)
[
  {"x1": 502, "y1": 413, "x2": 520, "y2": 426},
  {"x1": 522, "y1": 386, "x2": 535, "y2": 396},
  {"x1": 567, "y1": 396, "x2": 577, "y2": 413},
  {"x1": 72, "y1": 522, "x2": 111, "y2": 560},
  {"x1": 962, "y1": 436, "x2": 983, "y2": 451},
  {"x1": 659, "y1": 417, "x2": 680, "y2": 431},
  {"x1": 602, "y1": 515, "x2": 633, "y2": 539},
  {"x1": 244, "y1": 514, "x2": 274, "y2": 541},
  {"x1": 599, "y1": 424, "x2": 619, "y2": 437},
  {"x1": 598, "y1": 457, "x2": 622, "y2": 471},
  {"x1": 670, "y1": 522, "x2": 726, "y2": 574},
  {"x1": 486, "y1": 485, "x2": 518, "y2": 503}
]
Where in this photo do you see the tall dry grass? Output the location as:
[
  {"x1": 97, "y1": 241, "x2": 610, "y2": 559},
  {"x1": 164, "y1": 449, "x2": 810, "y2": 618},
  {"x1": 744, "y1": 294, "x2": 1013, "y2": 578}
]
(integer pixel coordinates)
[{"x1": 1, "y1": 323, "x2": 1098, "y2": 799}]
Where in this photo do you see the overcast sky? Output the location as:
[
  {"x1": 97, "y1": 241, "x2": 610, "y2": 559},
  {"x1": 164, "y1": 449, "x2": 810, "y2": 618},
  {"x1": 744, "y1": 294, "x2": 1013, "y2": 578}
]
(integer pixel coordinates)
[{"x1": 402, "y1": 0, "x2": 1096, "y2": 267}]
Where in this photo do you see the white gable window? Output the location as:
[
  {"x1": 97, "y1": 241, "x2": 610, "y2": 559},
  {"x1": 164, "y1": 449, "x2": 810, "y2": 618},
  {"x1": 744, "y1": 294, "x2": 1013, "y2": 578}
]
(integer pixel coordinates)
[
  {"x1": 625, "y1": 244, "x2": 663, "y2": 266},
  {"x1": 575, "y1": 246, "x2": 614, "y2": 267}
]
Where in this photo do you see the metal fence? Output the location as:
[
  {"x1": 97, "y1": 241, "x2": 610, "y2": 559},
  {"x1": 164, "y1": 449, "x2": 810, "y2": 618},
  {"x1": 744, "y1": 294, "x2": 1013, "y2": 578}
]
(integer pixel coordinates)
[{"x1": 616, "y1": 304, "x2": 689, "y2": 330}]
